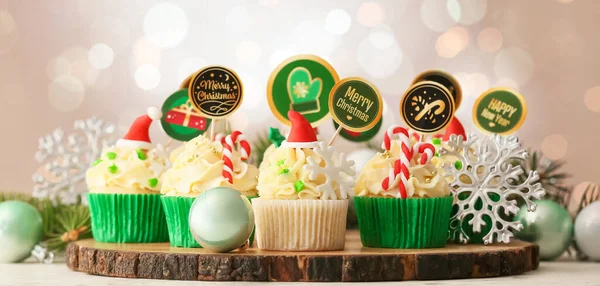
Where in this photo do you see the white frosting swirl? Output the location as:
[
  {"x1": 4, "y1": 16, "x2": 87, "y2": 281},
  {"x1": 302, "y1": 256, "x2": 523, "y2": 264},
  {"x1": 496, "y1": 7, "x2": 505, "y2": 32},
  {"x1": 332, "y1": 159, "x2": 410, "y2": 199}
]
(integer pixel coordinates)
[
  {"x1": 160, "y1": 134, "x2": 258, "y2": 197},
  {"x1": 86, "y1": 145, "x2": 170, "y2": 194},
  {"x1": 257, "y1": 146, "x2": 351, "y2": 200},
  {"x1": 354, "y1": 141, "x2": 451, "y2": 198}
]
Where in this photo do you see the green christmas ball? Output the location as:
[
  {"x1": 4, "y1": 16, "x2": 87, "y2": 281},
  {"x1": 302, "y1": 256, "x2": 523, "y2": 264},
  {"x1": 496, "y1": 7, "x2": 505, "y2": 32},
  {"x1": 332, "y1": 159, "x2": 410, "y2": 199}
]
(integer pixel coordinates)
[
  {"x1": 188, "y1": 187, "x2": 254, "y2": 253},
  {"x1": 514, "y1": 200, "x2": 573, "y2": 261},
  {"x1": 0, "y1": 201, "x2": 44, "y2": 263}
]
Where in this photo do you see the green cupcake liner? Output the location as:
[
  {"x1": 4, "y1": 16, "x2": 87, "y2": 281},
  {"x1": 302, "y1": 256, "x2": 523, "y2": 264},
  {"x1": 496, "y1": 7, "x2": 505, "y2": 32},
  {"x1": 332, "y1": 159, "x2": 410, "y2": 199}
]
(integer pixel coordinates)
[
  {"x1": 354, "y1": 196, "x2": 453, "y2": 249},
  {"x1": 88, "y1": 193, "x2": 169, "y2": 243},
  {"x1": 162, "y1": 195, "x2": 259, "y2": 248},
  {"x1": 161, "y1": 196, "x2": 201, "y2": 248}
]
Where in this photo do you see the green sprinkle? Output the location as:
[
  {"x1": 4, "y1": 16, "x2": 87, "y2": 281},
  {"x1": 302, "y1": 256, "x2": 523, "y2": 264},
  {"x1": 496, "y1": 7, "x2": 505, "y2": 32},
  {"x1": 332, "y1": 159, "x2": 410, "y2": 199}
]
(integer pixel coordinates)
[
  {"x1": 435, "y1": 152, "x2": 439, "y2": 157},
  {"x1": 148, "y1": 178, "x2": 158, "y2": 188},
  {"x1": 454, "y1": 160, "x2": 463, "y2": 170},
  {"x1": 93, "y1": 159, "x2": 103, "y2": 166},
  {"x1": 432, "y1": 138, "x2": 442, "y2": 145},
  {"x1": 279, "y1": 168, "x2": 290, "y2": 175},
  {"x1": 294, "y1": 180, "x2": 305, "y2": 193},
  {"x1": 136, "y1": 149, "x2": 147, "y2": 160},
  {"x1": 276, "y1": 159, "x2": 285, "y2": 166},
  {"x1": 108, "y1": 164, "x2": 118, "y2": 174},
  {"x1": 106, "y1": 152, "x2": 117, "y2": 160}
]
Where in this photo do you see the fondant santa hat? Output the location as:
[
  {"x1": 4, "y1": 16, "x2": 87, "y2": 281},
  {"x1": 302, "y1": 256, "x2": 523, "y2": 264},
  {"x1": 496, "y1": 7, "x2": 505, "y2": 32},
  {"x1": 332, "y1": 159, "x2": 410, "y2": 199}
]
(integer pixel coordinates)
[
  {"x1": 281, "y1": 110, "x2": 319, "y2": 148},
  {"x1": 116, "y1": 106, "x2": 162, "y2": 149}
]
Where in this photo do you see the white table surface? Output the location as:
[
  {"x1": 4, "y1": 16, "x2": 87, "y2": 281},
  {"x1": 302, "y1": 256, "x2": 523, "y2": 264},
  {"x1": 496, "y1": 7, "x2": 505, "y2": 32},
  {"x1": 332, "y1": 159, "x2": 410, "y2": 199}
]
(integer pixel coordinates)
[{"x1": 2, "y1": 257, "x2": 599, "y2": 286}]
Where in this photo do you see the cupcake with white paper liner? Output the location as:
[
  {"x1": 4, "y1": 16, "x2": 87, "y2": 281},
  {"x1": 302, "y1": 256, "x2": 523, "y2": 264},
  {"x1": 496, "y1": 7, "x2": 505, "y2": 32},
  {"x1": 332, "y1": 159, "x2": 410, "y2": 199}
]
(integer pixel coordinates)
[
  {"x1": 160, "y1": 131, "x2": 259, "y2": 248},
  {"x1": 86, "y1": 107, "x2": 170, "y2": 243},
  {"x1": 253, "y1": 110, "x2": 356, "y2": 251},
  {"x1": 353, "y1": 125, "x2": 453, "y2": 249}
]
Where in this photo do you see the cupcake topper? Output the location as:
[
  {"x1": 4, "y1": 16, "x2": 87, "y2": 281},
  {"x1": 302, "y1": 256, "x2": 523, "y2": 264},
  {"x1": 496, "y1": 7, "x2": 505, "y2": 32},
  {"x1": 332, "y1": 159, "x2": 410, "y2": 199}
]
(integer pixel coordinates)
[
  {"x1": 441, "y1": 133, "x2": 545, "y2": 244},
  {"x1": 380, "y1": 125, "x2": 436, "y2": 199},
  {"x1": 327, "y1": 77, "x2": 383, "y2": 146},
  {"x1": 160, "y1": 89, "x2": 212, "y2": 141},
  {"x1": 281, "y1": 110, "x2": 319, "y2": 148},
  {"x1": 400, "y1": 77, "x2": 456, "y2": 139},
  {"x1": 267, "y1": 55, "x2": 339, "y2": 127},
  {"x1": 220, "y1": 131, "x2": 251, "y2": 184},
  {"x1": 472, "y1": 87, "x2": 527, "y2": 135},
  {"x1": 117, "y1": 107, "x2": 162, "y2": 149},
  {"x1": 411, "y1": 70, "x2": 463, "y2": 110},
  {"x1": 188, "y1": 66, "x2": 244, "y2": 139}
]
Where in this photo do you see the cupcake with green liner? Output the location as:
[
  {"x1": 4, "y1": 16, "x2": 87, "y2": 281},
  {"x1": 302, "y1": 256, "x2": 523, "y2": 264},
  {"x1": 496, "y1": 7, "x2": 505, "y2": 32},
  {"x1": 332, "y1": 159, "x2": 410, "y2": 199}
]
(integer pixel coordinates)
[
  {"x1": 253, "y1": 111, "x2": 356, "y2": 251},
  {"x1": 86, "y1": 107, "x2": 170, "y2": 243},
  {"x1": 160, "y1": 132, "x2": 259, "y2": 248},
  {"x1": 354, "y1": 126, "x2": 453, "y2": 249}
]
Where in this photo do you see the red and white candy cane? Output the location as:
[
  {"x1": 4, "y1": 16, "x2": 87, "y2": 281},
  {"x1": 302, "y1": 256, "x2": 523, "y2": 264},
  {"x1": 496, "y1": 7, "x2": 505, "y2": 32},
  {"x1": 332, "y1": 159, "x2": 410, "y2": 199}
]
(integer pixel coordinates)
[
  {"x1": 221, "y1": 131, "x2": 251, "y2": 184},
  {"x1": 214, "y1": 133, "x2": 226, "y2": 144},
  {"x1": 412, "y1": 142, "x2": 436, "y2": 165},
  {"x1": 380, "y1": 125, "x2": 412, "y2": 198}
]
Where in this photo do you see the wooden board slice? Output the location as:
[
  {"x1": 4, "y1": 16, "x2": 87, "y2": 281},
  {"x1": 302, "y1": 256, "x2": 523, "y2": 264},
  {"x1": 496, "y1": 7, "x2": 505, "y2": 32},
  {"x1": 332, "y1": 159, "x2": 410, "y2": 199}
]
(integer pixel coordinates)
[{"x1": 65, "y1": 230, "x2": 539, "y2": 282}]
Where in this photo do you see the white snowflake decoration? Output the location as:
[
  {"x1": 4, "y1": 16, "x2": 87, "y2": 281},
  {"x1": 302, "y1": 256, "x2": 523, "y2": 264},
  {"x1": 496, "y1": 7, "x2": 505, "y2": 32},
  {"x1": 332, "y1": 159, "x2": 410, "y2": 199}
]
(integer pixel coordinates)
[
  {"x1": 33, "y1": 117, "x2": 116, "y2": 205},
  {"x1": 303, "y1": 142, "x2": 356, "y2": 200},
  {"x1": 440, "y1": 133, "x2": 545, "y2": 244}
]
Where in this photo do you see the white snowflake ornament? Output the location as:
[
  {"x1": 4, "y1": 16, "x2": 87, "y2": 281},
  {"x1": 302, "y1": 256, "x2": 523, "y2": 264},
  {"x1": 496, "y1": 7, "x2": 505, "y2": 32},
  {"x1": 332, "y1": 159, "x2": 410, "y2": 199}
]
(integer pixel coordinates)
[
  {"x1": 304, "y1": 142, "x2": 356, "y2": 200},
  {"x1": 440, "y1": 133, "x2": 545, "y2": 244},
  {"x1": 32, "y1": 117, "x2": 116, "y2": 205}
]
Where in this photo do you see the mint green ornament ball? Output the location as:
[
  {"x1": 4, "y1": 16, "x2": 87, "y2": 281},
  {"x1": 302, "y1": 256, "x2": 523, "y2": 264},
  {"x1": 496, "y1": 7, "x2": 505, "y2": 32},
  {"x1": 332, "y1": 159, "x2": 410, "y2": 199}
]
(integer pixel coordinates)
[
  {"x1": 189, "y1": 187, "x2": 254, "y2": 253},
  {"x1": 0, "y1": 201, "x2": 44, "y2": 263},
  {"x1": 514, "y1": 200, "x2": 573, "y2": 261},
  {"x1": 574, "y1": 201, "x2": 600, "y2": 261}
]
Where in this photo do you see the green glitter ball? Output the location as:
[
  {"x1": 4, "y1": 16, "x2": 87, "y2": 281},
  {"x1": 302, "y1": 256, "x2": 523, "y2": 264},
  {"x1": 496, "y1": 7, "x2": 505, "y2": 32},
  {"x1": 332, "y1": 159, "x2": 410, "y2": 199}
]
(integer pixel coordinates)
[{"x1": 106, "y1": 152, "x2": 117, "y2": 160}]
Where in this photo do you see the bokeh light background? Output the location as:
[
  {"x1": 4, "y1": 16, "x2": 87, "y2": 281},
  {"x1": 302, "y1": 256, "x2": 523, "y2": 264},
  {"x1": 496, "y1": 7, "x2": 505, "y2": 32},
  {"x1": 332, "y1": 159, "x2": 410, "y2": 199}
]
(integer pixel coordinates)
[{"x1": 1, "y1": 0, "x2": 599, "y2": 210}]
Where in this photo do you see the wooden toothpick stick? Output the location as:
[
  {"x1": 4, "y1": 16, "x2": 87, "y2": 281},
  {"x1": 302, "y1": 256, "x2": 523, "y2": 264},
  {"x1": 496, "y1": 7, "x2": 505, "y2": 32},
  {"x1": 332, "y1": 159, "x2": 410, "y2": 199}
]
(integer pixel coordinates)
[
  {"x1": 328, "y1": 126, "x2": 342, "y2": 146},
  {"x1": 210, "y1": 120, "x2": 217, "y2": 140}
]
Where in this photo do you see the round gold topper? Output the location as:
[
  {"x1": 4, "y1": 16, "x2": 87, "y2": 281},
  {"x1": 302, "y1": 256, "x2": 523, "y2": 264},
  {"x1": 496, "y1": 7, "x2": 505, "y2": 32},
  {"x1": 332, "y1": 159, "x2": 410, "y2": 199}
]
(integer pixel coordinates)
[
  {"x1": 328, "y1": 77, "x2": 383, "y2": 133},
  {"x1": 400, "y1": 81, "x2": 455, "y2": 134},
  {"x1": 188, "y1": 66, "x2": 244, "y2": 119},
  {"x1": 472, "y1": 87, "x2": 527, "y2": 135},
  {"x1": 412, "y1": 70, "x2": 462, "y2": 110}
]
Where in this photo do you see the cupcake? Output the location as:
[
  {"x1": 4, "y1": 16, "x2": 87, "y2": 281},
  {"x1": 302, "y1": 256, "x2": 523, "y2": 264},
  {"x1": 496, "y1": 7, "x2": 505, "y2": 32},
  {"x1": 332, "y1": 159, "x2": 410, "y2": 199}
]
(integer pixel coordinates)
[
  {"x1": 353, "y1": 126, "x2": 453, "y2": 248},
  {"x1": 86, "y1": 107, "x2": 170, "y2": 243},
  {"x1": 160, "y1": 132, "x2": 259, "y2": 248},
  {"x1": 253, "y1": 111, "x2": 355, "y2": 251}
]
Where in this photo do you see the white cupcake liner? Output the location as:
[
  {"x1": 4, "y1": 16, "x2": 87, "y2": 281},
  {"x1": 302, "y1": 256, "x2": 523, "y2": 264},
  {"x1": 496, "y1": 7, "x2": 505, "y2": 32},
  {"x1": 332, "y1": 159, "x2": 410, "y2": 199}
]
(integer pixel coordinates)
[{"x1": 252, "y1": 199, "x2": 348, "y2": 251}]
